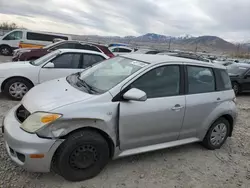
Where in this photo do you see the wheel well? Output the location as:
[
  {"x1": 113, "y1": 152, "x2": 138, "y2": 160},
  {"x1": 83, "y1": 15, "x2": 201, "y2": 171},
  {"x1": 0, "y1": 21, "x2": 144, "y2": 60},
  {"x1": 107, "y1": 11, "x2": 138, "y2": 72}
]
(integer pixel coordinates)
[
  {"x1": 0, "y1": 44, "x2": 11, "y2": 49},
  {"x1": 1, "y1": 76, "x2": 34, "y2": 91},
  {"x1": 220, "y1": 114, "x2": 234, "y2": 137},
  {"x1": 60, "y1": 127, "x2": 115, "y2": 158}
]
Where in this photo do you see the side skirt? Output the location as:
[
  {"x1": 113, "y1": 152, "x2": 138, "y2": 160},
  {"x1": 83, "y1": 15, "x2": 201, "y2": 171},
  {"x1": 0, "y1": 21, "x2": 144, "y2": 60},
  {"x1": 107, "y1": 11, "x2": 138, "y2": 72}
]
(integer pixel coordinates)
[{"x1": 113, "y1": 137, "x2": 200, "y2": 159}]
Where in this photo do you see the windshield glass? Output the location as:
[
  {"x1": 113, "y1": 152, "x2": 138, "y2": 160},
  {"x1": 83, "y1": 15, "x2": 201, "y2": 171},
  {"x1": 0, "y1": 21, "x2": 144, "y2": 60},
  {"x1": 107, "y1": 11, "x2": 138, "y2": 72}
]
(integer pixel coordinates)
[
  {"x1": 30, "y1": 50, "x2": 60, "y2": 66},
  {"x1": 68, "y1": 57, "x2": 148, "y2": 94},
  {"x1": 227, "y1": 64, "x2": 248, "y2": 75}
]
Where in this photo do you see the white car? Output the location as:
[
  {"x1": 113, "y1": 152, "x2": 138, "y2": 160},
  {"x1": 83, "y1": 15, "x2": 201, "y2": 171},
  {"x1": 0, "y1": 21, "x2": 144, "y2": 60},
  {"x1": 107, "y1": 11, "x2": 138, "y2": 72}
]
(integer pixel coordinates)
[
  {"x1": 0, "y1": 49, "x2": 108, "y2": 100},
  {"x1": 109, "y1": 46, "x2": 135, "y2": 56}
]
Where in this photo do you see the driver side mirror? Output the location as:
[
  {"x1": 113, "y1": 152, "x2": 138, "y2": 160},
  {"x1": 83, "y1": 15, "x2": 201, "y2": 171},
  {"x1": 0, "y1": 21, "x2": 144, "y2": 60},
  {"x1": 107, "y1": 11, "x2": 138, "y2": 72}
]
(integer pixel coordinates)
[
  {"x1": 44, "y1": 62, "x2": 54, "y2": 68},
  {"x1": 123, "y1": 88, "x2": 147, "y2": 101}
]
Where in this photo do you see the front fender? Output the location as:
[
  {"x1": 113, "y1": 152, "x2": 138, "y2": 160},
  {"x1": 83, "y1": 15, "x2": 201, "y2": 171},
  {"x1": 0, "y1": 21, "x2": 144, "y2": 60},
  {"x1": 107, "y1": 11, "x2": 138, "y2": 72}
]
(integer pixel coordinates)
[{"x1": 37, "y1": 101, "x2": 119, "y2": 145}]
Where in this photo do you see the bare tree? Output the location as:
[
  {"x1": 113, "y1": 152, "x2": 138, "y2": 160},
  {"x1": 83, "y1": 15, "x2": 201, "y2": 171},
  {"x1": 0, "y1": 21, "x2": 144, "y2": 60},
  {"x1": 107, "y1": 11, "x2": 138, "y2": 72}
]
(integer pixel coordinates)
[{"x1": 0, "y1": 22, "x2": 23, "y2": 30}]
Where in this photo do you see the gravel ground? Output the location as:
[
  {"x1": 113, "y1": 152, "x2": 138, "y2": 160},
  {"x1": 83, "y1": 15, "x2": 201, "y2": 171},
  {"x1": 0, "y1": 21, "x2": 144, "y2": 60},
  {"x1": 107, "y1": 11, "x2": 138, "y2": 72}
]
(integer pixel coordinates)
[{"x1": 0, "y1": 56, "x2": 250, "y2": 188}]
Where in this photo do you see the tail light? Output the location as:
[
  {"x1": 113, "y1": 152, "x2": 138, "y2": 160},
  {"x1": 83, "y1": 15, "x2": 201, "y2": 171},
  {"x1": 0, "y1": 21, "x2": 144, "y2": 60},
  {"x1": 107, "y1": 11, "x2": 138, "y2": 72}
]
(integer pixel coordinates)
[{"x1": 233, "y1": 97, "x2": 236, "y2": 103}]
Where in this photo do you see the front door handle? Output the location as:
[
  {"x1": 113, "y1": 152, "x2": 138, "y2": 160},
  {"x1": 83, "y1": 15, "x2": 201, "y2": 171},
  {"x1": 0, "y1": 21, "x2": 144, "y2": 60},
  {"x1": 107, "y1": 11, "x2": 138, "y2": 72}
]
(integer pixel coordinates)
[{"x1": 171, "y1": 104, "x2": 184, "y2": 111}]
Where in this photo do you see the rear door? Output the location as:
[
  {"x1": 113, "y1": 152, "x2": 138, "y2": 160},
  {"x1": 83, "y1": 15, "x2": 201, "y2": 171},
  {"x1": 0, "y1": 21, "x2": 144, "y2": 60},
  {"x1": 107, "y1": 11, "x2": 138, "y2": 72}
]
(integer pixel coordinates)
[
  {"x1": 39, "y1": 52, "x2": 83, "y2": 83},
  {"x1": 179, "y1": 65, "x2": 223, "y2": 139}
]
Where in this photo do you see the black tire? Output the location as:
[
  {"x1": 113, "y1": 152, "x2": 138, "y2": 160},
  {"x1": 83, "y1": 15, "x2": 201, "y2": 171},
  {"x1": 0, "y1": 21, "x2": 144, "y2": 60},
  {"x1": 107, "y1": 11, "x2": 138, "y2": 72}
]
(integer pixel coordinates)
[
  {"x1": 0, "y1": 45, "x2": 12, "y2": 56},
  {"x1": 52, "y1": 130, "x2": 110, "y2": 182},
  {"x1": 3, "y1": 78, "x2": 33, "y2": 100},
  {"x1": 232, "y1": 82, "x2": 240, "y2": 95},
  {"x1": 202, "y1": 118, "x2": 230, "y2": 150}
]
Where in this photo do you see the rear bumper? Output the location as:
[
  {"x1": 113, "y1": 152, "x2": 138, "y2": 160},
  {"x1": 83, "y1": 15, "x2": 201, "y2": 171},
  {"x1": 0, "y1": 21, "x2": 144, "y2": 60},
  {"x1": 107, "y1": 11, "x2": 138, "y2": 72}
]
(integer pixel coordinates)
[{"x1": 3, "y1": 105, "x2": 63, "y2": 172}]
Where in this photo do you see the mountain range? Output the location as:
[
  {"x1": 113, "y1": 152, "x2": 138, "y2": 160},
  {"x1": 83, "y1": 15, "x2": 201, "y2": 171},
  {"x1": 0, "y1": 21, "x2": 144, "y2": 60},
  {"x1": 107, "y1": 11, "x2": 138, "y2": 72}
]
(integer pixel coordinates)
[{"x1": 74, "y1": 33, "x2": 247, "y2": 53}]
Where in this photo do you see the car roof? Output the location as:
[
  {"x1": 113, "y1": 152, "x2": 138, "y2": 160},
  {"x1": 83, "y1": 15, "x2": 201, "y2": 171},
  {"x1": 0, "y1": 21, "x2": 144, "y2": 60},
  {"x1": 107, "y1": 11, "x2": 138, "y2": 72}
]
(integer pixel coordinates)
[
  {"x1": 121, "y1": 54, "x2": 225, "y2": 69},
  {"x1": 58, "y1": 49, "x2": 108, "y2": 58}
]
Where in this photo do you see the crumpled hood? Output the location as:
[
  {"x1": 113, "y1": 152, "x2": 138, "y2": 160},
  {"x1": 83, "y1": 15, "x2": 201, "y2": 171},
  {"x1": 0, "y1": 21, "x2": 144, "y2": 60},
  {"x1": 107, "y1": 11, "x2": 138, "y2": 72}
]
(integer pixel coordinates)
[
  {"x1": 22, "y1": 77, "x2": 93, "y2": 112},
  {"x1": 0, "y1": 61, "x2": 33, "y2": 70}
]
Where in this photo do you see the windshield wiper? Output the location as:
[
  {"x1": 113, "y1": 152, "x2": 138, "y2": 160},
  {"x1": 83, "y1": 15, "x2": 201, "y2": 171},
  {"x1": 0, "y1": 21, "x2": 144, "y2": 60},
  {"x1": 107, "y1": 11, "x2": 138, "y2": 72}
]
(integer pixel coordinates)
[{"x1": 74, "y1": 73, "x2": 99, "y2": 94}]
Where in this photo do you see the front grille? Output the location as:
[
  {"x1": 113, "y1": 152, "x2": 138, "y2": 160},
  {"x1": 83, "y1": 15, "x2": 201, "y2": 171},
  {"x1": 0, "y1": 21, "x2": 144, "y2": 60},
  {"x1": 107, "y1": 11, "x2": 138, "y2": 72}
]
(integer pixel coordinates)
[{"x1": 16, "y1": 105, "x2": 30, "y2": 123}]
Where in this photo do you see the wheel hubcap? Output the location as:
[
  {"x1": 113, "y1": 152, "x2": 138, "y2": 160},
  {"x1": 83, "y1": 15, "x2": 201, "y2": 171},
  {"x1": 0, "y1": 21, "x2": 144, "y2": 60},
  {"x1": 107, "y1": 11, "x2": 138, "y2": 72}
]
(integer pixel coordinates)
[
  {"x1": 210, "y1": 123, "x2": 227, "y2": 146},
  {"x1": 69, "y1": 145, "x2": 98, "y2": 170},
  {"x1": 1, "y1": 48, "x2": 9, "y2": 55},
  {"x1": 9, "y1": 82, "x2": 28, "y2": 99}
]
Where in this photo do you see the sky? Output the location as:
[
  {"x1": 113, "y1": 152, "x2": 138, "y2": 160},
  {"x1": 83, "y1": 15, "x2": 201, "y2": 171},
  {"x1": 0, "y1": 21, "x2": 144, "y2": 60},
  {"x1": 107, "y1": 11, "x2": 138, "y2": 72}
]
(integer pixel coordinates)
[{"x1": 0, "y1": 0, "x2": 250, "y2": 42}]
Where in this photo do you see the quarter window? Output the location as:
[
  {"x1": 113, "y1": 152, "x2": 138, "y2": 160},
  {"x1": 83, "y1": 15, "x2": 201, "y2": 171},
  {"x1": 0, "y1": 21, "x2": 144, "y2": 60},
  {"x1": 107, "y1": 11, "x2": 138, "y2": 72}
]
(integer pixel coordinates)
[
  {"x1": 51, "y1": 53, "x2": 81, "y2": 69},
  {"x1": 131, "y1": 65, "x2": 180, "y2": 98},
  {"x1": 3, "y1": 31, "x2": 23, "y2": 40},
  {"x1": 82, "y1": 54, "x2": 105, "y2": 68},
  {"x1": 187, "y1": 66, "x2": 215, "y2": 94}
]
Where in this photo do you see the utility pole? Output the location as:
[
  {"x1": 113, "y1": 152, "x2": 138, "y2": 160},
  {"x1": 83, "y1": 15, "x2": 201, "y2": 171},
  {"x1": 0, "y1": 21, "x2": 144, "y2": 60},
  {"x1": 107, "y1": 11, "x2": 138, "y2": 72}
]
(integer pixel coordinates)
[
  {"x1": 168, "y1": 37, "x2": 172, "y2": 51},
  {"x1": 194, "y1": 41, "x2": 198, "y2": 53}
]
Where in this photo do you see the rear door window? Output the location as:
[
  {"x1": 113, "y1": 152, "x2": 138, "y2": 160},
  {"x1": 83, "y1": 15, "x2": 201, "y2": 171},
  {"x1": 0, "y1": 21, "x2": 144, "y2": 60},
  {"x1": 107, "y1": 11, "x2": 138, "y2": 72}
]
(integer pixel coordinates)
[
  {"x1": 187, "y1": 66, "x2": 215, "y2": 94},
  {"x1": 81, "y1": 54, "x2": 105, "y2": 68},
  {"x1": 51, "y1": 53, "x2": 81, "y2": 68}
]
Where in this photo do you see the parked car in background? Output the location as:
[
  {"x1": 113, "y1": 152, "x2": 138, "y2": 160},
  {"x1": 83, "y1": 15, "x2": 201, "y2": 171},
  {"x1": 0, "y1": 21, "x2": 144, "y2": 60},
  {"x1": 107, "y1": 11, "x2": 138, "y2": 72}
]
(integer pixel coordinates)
[
  {"x1": 132, "y1": 49, "x2": 162, "y2": 54},
  {"x1": 0, "y1": 29, "x2": 71, "y2": 56},
  {"x1": 0, "y1": 49, "x2": 108, "y2": 100},
  {"x1": 12, "y1": 41, "x2": 114, "y2": 61},
  {"x1": 109, "y1": 46, "x2": 135, "y2": 56},
  {"x1": 213, "y1": 60, "x2": 235, "y2": 66},
  {"x1": 227, "y1": 63, "x2": 250, "y2": 95},
  {"x1": 3, "y1": 54, "x2": 236, "y2": 181}
]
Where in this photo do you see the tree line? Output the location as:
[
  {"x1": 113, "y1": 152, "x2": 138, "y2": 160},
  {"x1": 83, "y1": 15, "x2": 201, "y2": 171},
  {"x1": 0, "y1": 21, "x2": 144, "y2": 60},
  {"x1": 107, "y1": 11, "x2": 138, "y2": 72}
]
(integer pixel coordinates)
[{"x1": 0, "y1": 22, "x2": 23, "y2": 30}]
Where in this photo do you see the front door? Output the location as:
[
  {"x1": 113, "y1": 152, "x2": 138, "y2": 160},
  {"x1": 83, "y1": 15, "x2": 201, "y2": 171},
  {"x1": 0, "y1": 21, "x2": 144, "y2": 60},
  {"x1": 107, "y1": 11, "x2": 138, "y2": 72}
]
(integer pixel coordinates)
[
  {"x1": 119, "y1": 64, "x2": 185, "y2": 150},
  {"x1": 39, "y1": 52, "x2": 83, "y2": 83}
]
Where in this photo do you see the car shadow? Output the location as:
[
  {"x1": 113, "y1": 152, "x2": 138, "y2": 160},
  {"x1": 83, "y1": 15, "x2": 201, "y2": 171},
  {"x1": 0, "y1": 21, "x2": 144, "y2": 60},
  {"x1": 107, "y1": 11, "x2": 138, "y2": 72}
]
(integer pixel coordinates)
[{"x1": 29, "y1": 142, "x2": 204, "y2": 185}]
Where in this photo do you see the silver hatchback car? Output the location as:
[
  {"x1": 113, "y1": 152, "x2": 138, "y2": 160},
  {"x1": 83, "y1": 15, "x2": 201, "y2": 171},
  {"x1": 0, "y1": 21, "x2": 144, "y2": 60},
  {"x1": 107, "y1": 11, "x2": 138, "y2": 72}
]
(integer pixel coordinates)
[{"x1": 2, "y1": 54, "x2": 237, "y2": 181}]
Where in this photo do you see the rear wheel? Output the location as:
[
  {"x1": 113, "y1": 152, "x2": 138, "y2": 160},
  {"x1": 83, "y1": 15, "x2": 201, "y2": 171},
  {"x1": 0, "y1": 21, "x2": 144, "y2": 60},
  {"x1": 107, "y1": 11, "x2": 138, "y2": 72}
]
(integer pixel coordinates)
[
  {"x1": 52, "y1": 130, "x2": 110, "y2": 182},
  {"x1": 232, "y1": 82, "x2": 240, "y2": 95},
  {"x1": 0, "y1": 45, "x2": 12, "y2": 56},
  {"x1": 202, "y1": 118, "x2": 230, "y2": 150}
]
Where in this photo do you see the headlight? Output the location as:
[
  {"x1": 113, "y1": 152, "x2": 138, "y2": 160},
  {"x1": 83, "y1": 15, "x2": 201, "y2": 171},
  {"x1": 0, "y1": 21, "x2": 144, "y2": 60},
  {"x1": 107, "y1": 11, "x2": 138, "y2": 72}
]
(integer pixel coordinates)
[{"x1": 20, "y1": 112, "x2": 62, "y2": 133}]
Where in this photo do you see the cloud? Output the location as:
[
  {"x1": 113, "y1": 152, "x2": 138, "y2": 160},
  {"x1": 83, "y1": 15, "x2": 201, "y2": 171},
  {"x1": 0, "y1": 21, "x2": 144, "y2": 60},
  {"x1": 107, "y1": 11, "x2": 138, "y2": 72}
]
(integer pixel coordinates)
[{"x1": 0, "y1": 0, "x2": 250, "y2": 41}]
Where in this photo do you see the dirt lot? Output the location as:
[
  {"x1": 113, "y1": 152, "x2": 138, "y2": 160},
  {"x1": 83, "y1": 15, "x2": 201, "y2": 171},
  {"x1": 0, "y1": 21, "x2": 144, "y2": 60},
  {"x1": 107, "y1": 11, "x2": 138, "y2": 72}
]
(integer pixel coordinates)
[{"x1": 0, "y1": 55, "x2": 250, "y2": 188}]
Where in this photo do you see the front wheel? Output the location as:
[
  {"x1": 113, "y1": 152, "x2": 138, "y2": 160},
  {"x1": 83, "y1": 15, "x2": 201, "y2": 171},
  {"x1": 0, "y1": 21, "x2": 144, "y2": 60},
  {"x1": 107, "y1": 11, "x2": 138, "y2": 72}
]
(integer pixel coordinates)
[
  {"x1": 0, "y1": 45, "x2": 12, "y2": 56},
  {"x1": 202, "y1": 118, "x2": 230, "y2": 150},
  {"x1": 3, "y1": 78, "x2": 33, "y2": 100},
  {"x1": 52, "y1": 130, "x2": 110, "y2": 182}
]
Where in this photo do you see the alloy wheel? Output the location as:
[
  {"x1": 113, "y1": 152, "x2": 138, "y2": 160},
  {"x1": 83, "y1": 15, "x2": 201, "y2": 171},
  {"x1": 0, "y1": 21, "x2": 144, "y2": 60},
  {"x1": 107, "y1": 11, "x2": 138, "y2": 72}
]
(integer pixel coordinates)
[{"x1": 9, "y1": 82, "x2": 28, "y2": 99}]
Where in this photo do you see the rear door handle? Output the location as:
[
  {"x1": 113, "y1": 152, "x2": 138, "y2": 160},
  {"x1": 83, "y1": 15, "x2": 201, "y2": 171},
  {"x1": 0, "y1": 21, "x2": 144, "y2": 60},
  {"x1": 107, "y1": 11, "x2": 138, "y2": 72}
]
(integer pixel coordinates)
[{"x1": 171, "y1": 104, "x2": 184, "y2": 111}]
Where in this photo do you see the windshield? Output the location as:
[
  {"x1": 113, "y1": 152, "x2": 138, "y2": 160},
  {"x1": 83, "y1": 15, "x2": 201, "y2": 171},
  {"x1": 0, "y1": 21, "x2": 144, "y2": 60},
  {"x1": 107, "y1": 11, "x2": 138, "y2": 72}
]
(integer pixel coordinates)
[
  {"x1": 227, "y1": 64, "x2": 248, "y2": 75},
  {"x1": 30, "y1": 50, "x2": 60, "y2": 66},
  {"x1": 67, "y1": 57, "x2": 148, "y2": 94}
]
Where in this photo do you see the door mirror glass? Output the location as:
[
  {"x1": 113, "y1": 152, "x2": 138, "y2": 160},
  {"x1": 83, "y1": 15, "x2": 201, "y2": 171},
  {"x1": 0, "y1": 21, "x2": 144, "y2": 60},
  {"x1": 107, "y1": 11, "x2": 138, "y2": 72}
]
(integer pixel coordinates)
[
  {"x1": 123, "y1": 88, "x2": 147, "y2": 101},
  {"x1": 44, "y1": 62, "x2": 54, "y2": 68}
]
